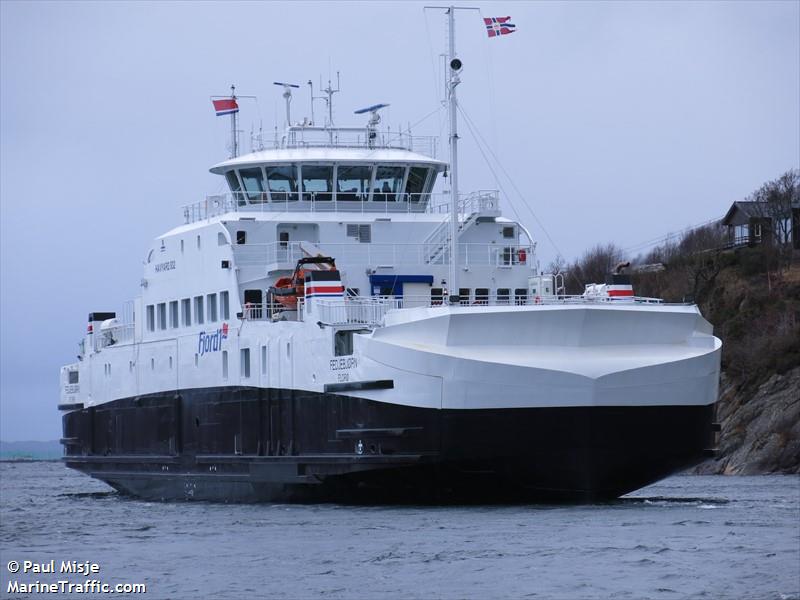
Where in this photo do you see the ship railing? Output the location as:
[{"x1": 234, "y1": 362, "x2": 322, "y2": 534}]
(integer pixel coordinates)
[
  {"x1": 370, "y1": 294, "x2": 665, "y2": 308},
  {"x1": 279, "y1": 127, "x2": 438, "y2": 157},
  {"x1": 300, "y1": 297, "x2": 403, "y2": 327},
  {"x1": 233, "y1": 241, "x2": 535, "y2": 269},
  {"x1": 94, "y1": 323, "x2": 135, "y2": 351},
  {"x1": 246, "y1": 293, "x2": 668, "y2": 328},
  {"x1": 181, "y1": 190, "x2": 500, "y2": 223}
]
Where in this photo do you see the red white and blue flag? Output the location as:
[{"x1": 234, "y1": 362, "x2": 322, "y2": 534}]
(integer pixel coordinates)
[
  {"x1": 484, "y1": 16, "x2": 516, "y2": 38},
  {"x1": 212, "y1": 98, "x2": 239, "y2": 116}
]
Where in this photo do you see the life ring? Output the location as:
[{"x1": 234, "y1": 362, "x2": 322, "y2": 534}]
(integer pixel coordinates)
[{"x1": 534, "y1": 295, "x2": 542, "y2": 305}]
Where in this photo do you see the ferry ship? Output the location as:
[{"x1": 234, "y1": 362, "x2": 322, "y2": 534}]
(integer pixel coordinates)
[{"x1": 59, "y1": 10, "x2": 721, "y2": 502}]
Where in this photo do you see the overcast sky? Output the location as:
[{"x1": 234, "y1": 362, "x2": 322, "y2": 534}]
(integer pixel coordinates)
[{"x1": 1, "y1": 1, "x2": 798, "y2": 441}]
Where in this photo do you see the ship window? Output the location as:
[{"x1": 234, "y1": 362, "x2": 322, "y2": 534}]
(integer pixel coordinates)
[
  {"x1": 146, "y1": 305, "x2": 155, "y2": 332},
  {"x1": 336, "y1": 165, "x2": 372, "y2": 201},
  {"x1": 266, "y1": 165, "x2": 299, "y2": 202},
  {"x1": 405, "y1": 167, "x2": 430, "y2": 201},
  {"x1": 431, "y1": 288, "x2": 443, "y2": 305},
  {"x1": 157, "y1": 303, "x2": 167, "y2": 330},
  {"x1": 459, "y1": 288, "x2": 471, "y2": 305},
  {"x1": 279, "y1": 231, "x2": 289, "y2": 248},
  {"x1": 217, "y1": 232, "x2": 226, "y2": 246},
  {"x1": 196, "y1": 235, "x2": 201, "y2": 249},
  {"x1": 206, "y1": 294, "x2": 217, "y2": 323},
  {"x1": 236, "y1": 230, "x2": 246, "y2": 245},
  {"x1": 222, "y1": 351, "x2": 228, "y2": 380},
  {"x1": 151, "y1": 358, "x2": 155, "y2": 370},
  {"x1": 514, "y1": 288, "x2": 528, "y2": 305},
  {"x1": 194, "y1": 296, "x2": 204, "y2": 324},
  {"x1": 334, "y1": 331, "x2": 354, "y2": 356},
  {"x1": 503, "y1": 226, "x2": 515, "y2": 238},
  {"x1": 181, "y1": 298, "x2": 191, "y2": 326},
  {"x1": 301, "y1": 165, "x2": 333, "y2": 201},
  {"x1": 475, "y1": 288, "x2": 489, "y2": 305},
  {"x1": 240, "y1": 348, "x2": 251, "y2": 378},
  {"x1": 497, "y1": 288, "x2": 510, "y2": 304},
  {"x1": 169, "y1": 356, "x2": 173, "y2": 369},
  {"x1": 240, "y1": 168, "x2": 266, "y2": 204},
  {"x1": 225, "y1": 171, "x2": 242, "y2": 194},
  {"x1": 169, "y1": 301, "x2": 179, "y2": 329},
  {"x1": 373, "y1": 166, "x2": 404, "y2": 202},
  {"x1": 180, "y1": 239, "x2": 184, "y2": 254},
  {"x1": 194, "y1": 353, "x2": 199, "y2": 367},
  {"x1": 68, "y1": 371, "x2": 79, "y2": 384},
  {"x1": 220, "y1": 291, "x2": 230, "y2": 320},
  {"x1": 207, "y1": 294, "x2": 218, "y2": 322},
  {"x1": 261, "y1": 345, "x2": 267, "y2": 375}
]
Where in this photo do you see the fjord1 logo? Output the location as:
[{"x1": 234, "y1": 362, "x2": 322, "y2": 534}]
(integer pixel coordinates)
[{"x1": 198, "y1": 322, "x2": 229, "y2": 356}]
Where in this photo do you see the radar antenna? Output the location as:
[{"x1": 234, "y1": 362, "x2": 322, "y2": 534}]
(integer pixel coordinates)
[
  {"x1": 273, "y1": 81, "x2": 300, "y2": 127},
  {"x1": 354, "y1": 103, "x2": 390, "y2": 148}
]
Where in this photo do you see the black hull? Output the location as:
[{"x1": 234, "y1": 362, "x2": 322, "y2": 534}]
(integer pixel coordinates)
[{"x1": 62, "y1": 387, "x2": 716, "y2": 503}]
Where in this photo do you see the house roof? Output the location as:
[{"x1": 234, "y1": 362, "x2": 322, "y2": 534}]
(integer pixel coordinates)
[{"x1": 722, "y1": 201, "x2": 769, "y2": 226}]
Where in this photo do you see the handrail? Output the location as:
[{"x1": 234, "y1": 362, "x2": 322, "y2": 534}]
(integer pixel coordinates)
[
  {"x1": 232, "y1": 241, "x2": 536, "y2": 268},
  {"x1": 181, "y1": 190, "x2": 500, "y2": 223}
]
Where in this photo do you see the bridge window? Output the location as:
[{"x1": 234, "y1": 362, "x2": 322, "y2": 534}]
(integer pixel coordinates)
[
  {"x1": 225, "y1": 171, "x2": 242, "y2": 196},
  {"x1": 239, "y1": 168, "x2": 266, "y2": 204},
  {"x1": 515, "y1": 288, "x2": 528, "y2": 305},
  {"x1": 459, "y1": 288, "x2": 471, "y2": 305},
  {"x1": 373, "y1": 166, "x2": 404, "y2": 202},
  {"x1": 497, "y1": 288, "x2": 510, "y2": 304},
  {"x1": 301, "y1": 165, "x2": 333, "y2": 201},
  {"x1": 266, "y1": 165, "x2": 299, "y2": 202},
  {"x1": 475, "y1": 288, "x2": 489, "y2": 305},
  {"x1": 336, "y1": 165, "x2": 372, "y2": 201},
  {"x1": 431, "y1": 288, "x2": 443, "y2": 305},
  {"x1": 405, "y1": 167, "x2": 430, "y2": 201}
]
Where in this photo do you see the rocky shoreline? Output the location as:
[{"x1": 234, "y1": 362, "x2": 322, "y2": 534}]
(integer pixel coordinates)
[{"x1": 693, "y1": 366, "x2": 800, "y2": 475}]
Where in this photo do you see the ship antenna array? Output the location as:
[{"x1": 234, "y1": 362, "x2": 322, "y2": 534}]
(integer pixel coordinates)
[
  {"x1": 273, "y1": 81, "x2": 300, "y2": 128},
  {"x1": 424, "y1": 5, "x2": 478, "y2": 302},
  {"x1": 354, "y1": 103, "x2": 390, "y2": 148}
]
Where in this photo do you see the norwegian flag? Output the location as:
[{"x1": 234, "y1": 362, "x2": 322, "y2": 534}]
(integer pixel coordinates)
[
  {"x1": 212, "y1": 98, "x2": 239, "y2": 116},
  {"x1": 484, "y1": 16, "x2": 516, "y2": 38}
]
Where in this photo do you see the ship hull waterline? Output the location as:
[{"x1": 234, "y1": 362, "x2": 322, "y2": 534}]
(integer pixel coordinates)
[{"x1": 62, "y1": 387, "x2": 716, "y2": 503}]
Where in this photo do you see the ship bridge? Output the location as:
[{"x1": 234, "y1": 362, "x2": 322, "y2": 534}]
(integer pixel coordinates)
[{"x1": 199, "y1": 124, "x2": 448, "y2": 218}]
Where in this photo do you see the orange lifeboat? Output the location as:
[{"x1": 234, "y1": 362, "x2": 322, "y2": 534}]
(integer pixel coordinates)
[{"x1": 269, "y1": 256, "x2": 338, "y2": 310}]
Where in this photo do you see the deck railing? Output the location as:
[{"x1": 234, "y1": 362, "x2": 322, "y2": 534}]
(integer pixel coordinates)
[
  {"x1": 182, "y1": 190, "x2": 499, "y2": 223},
  {"x1": 233, "y1": 241, "x2": 534, "y2": 269}
]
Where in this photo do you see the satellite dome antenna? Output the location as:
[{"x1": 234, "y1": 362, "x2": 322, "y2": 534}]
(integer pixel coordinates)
[
  {"x1": 354, "y1": 103, "x2": 389, "y2": 148},
  {"x1": 273, "y1": 81, "x2": 300, "y2": 127}
]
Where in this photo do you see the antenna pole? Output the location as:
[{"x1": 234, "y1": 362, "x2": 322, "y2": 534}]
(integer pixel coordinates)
[
  {"x1": 230, "y1": 84, "x2": 238, "y2": 158},
  {"x1": 447, "y1": 6, "x2": 459, "y2": 301},
  {"x1": 307, "y1": 80, "x2": 315, "y2": 125}
]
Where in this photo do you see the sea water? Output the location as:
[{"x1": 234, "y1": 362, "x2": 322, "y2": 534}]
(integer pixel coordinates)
[{"x1": 1, "y1": 462, "x2": 797, "y2": 599}]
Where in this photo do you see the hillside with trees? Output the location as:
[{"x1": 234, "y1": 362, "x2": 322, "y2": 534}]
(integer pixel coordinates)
[{"x1": 559, "y1": 170, "x2": 800, "y2": 474}]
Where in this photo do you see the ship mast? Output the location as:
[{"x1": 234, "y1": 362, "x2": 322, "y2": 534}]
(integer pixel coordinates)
[
  {"x1": 426, "y1": 5, "x2": 477, "y2": 302},
  {"x1": 446, "y1": 6, "x2": 460, "y2": 302}
]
